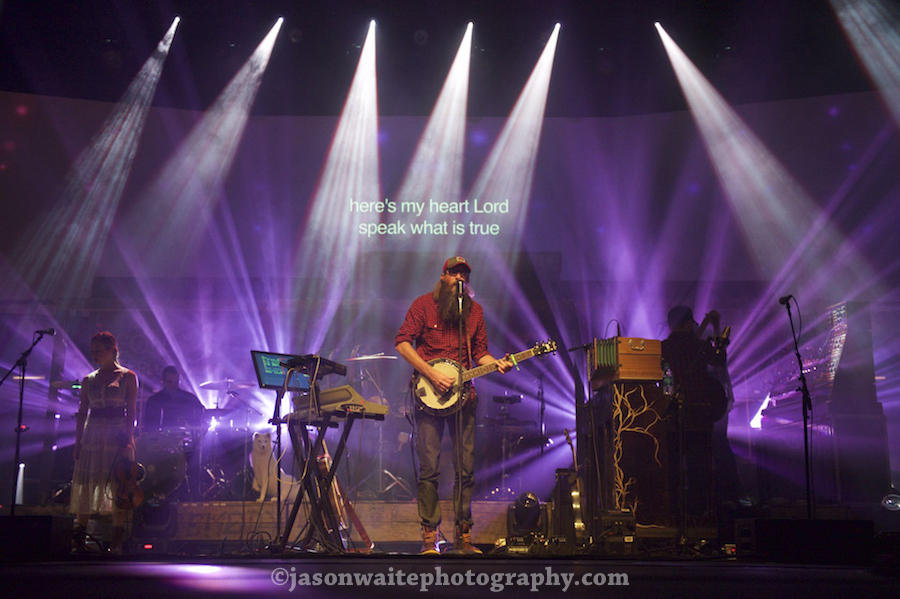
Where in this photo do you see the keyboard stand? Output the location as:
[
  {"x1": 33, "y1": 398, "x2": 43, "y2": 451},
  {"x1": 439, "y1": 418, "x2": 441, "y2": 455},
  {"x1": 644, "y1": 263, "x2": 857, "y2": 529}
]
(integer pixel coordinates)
[{"x1": 282, "y1": 410, "x2": 379, "y2": 553}]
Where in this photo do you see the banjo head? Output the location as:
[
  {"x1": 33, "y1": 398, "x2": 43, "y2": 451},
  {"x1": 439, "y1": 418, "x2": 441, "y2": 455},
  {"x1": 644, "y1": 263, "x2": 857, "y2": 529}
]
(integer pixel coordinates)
[{"x1": 415, "y1": 358, "x2": 469, "y2": 415}]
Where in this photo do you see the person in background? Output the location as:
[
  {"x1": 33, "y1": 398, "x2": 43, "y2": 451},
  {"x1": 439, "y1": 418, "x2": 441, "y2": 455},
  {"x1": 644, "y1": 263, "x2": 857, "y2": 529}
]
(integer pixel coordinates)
[
  {"x1": 70, "y1": 331, "x2": 138, "y2": 554},
  {"x1": 662, "y1": 306, "x2": 728, "y2": 521},
  {"x1": 144, "y1": 365, "x2": 204, "y2": 431}
]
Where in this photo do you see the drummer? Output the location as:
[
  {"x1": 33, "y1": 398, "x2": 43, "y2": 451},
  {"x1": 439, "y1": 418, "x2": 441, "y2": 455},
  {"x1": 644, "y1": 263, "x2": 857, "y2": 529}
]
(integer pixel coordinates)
[{"x1": 143, "y1": 366, "x2": 205, "y2": 431}]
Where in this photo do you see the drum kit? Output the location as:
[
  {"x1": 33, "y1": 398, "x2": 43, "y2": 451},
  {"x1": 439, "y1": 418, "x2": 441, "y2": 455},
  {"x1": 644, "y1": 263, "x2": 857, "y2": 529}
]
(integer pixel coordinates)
[
  {"x1": 162, "y1": 378, "x2": 261, "y2": 501},
  {"x1": 126, "y1": 354, "x2": 405, "y2": 503},
  {"x1": 127, "y1": 377, "x2": 260, "y2": 502}
]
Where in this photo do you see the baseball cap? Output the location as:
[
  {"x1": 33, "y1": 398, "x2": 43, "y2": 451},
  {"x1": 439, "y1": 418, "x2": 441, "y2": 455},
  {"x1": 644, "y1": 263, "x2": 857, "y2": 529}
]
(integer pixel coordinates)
[{"x1": 443, "y1": 256, "x2": 471, "y2": 273}]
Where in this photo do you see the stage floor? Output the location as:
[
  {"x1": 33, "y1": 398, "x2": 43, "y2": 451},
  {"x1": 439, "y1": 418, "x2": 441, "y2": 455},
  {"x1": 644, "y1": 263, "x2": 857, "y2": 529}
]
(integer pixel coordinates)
[
  {"x1": 17, "y1": 499, "x2": 718, "y2": 551},
  {"x1": 4, "y1": 502, "x2": 900, "y2": 598},
  {"x1": 3, "y1": 555, "x2": 900, "y2": 599}
]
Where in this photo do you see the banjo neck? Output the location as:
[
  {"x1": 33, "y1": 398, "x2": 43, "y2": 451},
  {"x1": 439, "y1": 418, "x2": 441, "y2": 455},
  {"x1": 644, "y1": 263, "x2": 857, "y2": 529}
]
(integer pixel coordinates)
[{"x1": 460, "y1": 346, "x2": 543, "y2": 383}]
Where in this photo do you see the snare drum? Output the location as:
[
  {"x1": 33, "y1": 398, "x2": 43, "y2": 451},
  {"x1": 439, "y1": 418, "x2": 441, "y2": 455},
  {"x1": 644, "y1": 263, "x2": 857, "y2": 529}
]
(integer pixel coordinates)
[{"x1": 136, "y1": 431, "x2": 187, "y2": 499}]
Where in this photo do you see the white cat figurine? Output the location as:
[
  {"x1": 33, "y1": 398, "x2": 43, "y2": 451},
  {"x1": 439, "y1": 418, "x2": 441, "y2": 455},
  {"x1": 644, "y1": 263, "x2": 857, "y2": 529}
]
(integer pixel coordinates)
[{"x1": 250, "y1": 432, "x2": 297, "y2": 503}]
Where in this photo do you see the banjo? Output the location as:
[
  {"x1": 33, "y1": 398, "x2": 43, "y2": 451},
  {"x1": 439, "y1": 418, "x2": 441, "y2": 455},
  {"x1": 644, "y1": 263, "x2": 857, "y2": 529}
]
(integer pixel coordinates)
[{"x1": 413, "y1": 340, "x2": 557, "y2": 415}]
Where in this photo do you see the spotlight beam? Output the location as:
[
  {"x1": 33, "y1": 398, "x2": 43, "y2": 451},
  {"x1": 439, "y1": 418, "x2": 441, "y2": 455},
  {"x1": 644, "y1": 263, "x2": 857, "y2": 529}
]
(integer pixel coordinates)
[
  {"x1": 466, "y1": 23, "x2": 560, "y2": 254},
  {"x1": 11, "y1": 17, "x2": 180, "y2": 302},
  {"x1": 390, "y1": 22, "x2": 473, "y2": 263},
  {"x1": 289, "y1": 21, "x2": 380, "y2": 352},
  {"x1": 122, "y1": 18, "x2": 283, "y2": 273},
  {"x1": 833, "y1": 0, "x2": 900, "y2": 129}
]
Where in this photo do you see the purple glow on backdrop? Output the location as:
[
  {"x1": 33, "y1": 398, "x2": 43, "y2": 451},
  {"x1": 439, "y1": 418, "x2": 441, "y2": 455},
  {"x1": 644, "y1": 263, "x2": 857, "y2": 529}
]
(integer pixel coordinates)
[{"x1": 2, "y1": 34, "x2": 900, "y2": 500}]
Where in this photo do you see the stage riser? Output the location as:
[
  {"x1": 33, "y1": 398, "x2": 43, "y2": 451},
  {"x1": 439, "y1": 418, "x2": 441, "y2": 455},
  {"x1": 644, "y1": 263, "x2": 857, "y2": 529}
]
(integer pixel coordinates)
[{"x1": 136, "y1": 500, "x2": 510, "y2": 544}]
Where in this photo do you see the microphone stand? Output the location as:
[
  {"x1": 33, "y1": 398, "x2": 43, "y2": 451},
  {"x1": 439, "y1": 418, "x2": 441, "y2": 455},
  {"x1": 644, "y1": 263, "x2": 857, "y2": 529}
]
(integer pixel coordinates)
[
  {"x1": 782, "y1": 298, "x2": 814, "y2": 520},
  {"x1": 1, "y1": 331, "x2": 53, "y2": 516},
  {"x1": 452, "y1": 280, "x2": 465, "y2": 551},
  {"x1": 537, "y1": 373, "x2": 546, "y2": 457}
]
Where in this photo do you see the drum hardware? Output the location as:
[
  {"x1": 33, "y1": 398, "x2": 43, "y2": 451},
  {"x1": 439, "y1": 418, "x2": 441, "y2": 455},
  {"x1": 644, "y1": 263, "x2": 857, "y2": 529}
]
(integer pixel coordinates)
[
  {"x1": 198, "y1": 378, "x2": 258, "y2": 500},
  {"x1": 345, "y1": 353, "x2": 398, "y2": 362},
  {"x1": 204, "y1": 407, "x2": 235, "y2": 419},
  {"x1": 218, "y1": 393, "x2": 262, "y2": 500},
  {"x1": 200, "y1": 463, "x2": 229, "y2": 500},
  {"x1": 344, "y1": 353, "x2": 411, "y2": 499},
  {"x1": 198, "y1": 405, "x2": 239, "y2": 500},
  {"x1": 349, "y1": 423, "x2": 414, "y2": 499},
  {"x1": 482, "y1": 405, "x2": 538, "y2": 501},
  {"x1": 493, "y1": 393, "x2": 523, "y2": 404},
  {"x1": 198, "y1": 379, "x2": 256, "y2": 391},
  {"x1": 135, "y1": 431, "x2": 188, "y2": 500}
]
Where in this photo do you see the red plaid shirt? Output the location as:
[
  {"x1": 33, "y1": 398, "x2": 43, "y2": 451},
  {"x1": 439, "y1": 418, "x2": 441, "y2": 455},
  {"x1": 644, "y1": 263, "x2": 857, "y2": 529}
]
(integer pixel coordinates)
[{"x1": 395, "y1": 293, "x2": 490, "y2": 369}]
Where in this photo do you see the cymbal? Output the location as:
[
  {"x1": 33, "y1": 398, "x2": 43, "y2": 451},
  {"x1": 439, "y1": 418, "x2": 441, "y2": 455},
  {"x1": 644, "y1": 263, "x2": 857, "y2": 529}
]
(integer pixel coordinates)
[
  {"x1": 492, "y1": 394, "x2": 522, "y2": 404},
  {"x1": 346, "y1": 353, "x2": 398, "y2": 362},
  {"x1": 205, "y1": 408, "x2": 235, "y2": 418},
  {"x1": 50, "y1": 380, "x2": 82, "y2": 389},
  {"x1": 199, "y1": 379, "x2": 255, "y2": 391}
]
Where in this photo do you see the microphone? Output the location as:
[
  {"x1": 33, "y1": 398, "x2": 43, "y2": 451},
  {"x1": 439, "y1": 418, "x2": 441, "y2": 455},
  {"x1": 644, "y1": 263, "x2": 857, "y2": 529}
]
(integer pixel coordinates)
[
  {"x1": 456, "y1": 279, "x2": 465, "y2": 298},
  {"x1": 36, "y1": 328, "x2": 56, "y2": 336},
  {"x1": 778, "y1": 295, "x2": 793, "y2": 306}
]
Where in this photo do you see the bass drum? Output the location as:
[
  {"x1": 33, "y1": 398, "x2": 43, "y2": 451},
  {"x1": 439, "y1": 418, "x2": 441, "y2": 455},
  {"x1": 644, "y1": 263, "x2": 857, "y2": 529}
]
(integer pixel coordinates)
[{"x1": 136, "y1": 431, "x2": 187, "y2": 499}]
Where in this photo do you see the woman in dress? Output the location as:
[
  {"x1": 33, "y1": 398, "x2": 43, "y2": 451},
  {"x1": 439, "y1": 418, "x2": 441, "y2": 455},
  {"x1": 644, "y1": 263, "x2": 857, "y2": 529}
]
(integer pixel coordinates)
[{"x1": 70, "y1": 331, "x2": 138, "y2": 553}]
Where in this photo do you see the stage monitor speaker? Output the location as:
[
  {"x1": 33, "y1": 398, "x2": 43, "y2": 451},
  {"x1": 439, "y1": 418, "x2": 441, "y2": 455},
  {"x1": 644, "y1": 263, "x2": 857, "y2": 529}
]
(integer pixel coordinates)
[{"x1": 0, "y1": 515, "x2": 72, "y2": 561}]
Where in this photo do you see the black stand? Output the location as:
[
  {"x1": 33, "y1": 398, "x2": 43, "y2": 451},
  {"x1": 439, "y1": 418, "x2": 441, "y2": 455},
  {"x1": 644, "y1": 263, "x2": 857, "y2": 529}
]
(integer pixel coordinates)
[
  {"x1": 281, "y1": 403, "x2": 382, "y2": 553},
  {"x1": 268, "y1": 385, "x2": 287, "y2": 546},
  {"x1": 783, "y1": 297, "x2": 814, "y2": 520},
  {"x1": 537, "y1": 373, "x2": 546, "y2": 456},
  {"x1": 673, "y1": 388, "x2": 687, "y2": 550},
  {"x1": 448, "y1": 284, "x2": 466, "y2": 553},
  {"x1": 567, "y1": 341, "x2": 593, "y2": 542},
  {"x1": 1, "y1": 331, "x2": 52, "y2": 516},
  {"x1": 281, "y1": 411, "x2": 357, "y2": 552}
]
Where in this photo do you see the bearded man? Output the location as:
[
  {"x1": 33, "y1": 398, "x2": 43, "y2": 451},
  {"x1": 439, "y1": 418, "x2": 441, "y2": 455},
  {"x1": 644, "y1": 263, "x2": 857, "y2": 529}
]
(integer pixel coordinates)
[{"x1": 395, "y1": 256, "x2": 512, "y2": 555}]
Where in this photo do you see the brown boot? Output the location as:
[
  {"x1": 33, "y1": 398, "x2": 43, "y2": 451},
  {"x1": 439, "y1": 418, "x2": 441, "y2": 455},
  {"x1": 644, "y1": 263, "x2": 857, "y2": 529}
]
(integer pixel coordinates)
[
  {"x1": 420, "y1": 526, "x2": 440, "y2": 555},
  {"x1": 456, "y1": 525, "x2": 482, "y2": 555}
]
